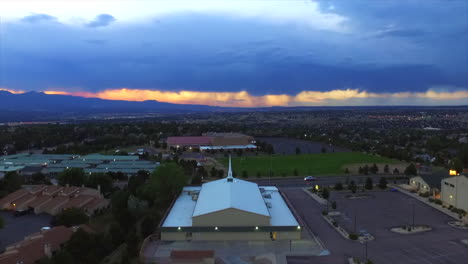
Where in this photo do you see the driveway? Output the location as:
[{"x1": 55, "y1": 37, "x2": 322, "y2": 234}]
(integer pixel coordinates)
[{"x1": 0, "y1": 211, "x2": 52, "y2": 251}]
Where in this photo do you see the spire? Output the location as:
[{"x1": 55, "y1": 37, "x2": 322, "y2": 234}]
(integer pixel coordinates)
[{"x1": 227, "y1": 155, "x2": 233, "y2": 181}]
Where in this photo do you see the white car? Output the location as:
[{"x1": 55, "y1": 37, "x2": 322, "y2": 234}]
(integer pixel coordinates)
[{"x1": 304, "y1": 176, "x2": 317, "y2": 181}]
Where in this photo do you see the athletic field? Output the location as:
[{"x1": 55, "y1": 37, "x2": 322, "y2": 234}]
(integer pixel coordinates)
[{"x1": 219, "y1": 152, "x2": 398, "y2": 177}]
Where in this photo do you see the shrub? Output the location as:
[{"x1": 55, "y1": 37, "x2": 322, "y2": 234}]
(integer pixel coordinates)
[
  {"x1": 349, "y1": 233, "x2": 358, "y2": 240},
  {"x1": 334, "y1": 182, "x2": 343, "y2": 191},
  {"x1": 332, "y1": 221, "x2": 338, "y2": 227},
  {"x1": 322, "y1": 210, "x2": 328, "y2": 216},
  {"x1": 428, "y1": 198, "x2": 435, "y2": 203},
  {"x1": 435, "y1": 199, "x2": 442, "y2": 205},
  {"x1": 365, "y1": 177, "x2": 373, "y2": 190},
  {"x1": 419, "y1": 192, "x2": 430, "y2": 198},
  {"x1": 378, "y1": 178, "x2": 387, "y2": 189}
]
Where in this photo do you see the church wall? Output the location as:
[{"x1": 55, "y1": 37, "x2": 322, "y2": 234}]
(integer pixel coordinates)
[{"x1": 192, "y1": 208, "x2": 270, "y2": 227}]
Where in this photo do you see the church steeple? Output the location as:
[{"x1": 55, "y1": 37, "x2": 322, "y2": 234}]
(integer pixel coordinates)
[{"x1": 227, "y1": 155, "x2": 233, "y2": 182}]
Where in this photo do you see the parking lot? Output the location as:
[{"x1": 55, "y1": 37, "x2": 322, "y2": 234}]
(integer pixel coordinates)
[
  {"x1": 0, "y1": 211, "x2": 51, "y2": 251},
  {"x1": 282, "y1": 188, "x2": 468, "y2": 264}
]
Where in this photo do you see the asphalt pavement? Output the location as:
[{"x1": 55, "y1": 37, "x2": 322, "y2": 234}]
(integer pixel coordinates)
[
  {"x1": 251, "y1": 174, "x2": 408, "y2": 188},
  {"x1": 282, "y1": 188, "x2": 468, "y2": 264}
]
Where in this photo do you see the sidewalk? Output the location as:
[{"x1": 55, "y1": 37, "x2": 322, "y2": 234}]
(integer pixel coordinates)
[{"x1": 390, "y1": 184, "x2": 460, "y2": 220}]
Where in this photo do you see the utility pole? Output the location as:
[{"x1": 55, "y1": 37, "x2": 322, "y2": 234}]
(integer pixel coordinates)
[{"x1": 365, "y1": 240, "x2": 368, "y2": 261}]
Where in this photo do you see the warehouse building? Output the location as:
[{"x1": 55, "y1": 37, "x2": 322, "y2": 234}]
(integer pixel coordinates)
[
  {"x1": 0, "y1": 153, "x2": 159, "y2": 177},
  {"x1": 441, "y1": 175, "x2": 468, "y2": 212},
  {"x1": 160, "y1": 157, "x2": 301, "y2": 241}
]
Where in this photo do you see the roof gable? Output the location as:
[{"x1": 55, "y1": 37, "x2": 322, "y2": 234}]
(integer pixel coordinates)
[{"x1": 192, "y1": 178, "x2": 270, "y2": 218}]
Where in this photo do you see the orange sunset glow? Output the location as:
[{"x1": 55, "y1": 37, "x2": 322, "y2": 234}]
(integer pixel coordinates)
[{"x1": 39, "y1": 88, "x2": 468, "y2": 107}]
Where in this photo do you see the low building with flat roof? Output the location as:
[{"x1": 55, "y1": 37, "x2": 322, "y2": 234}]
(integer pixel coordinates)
[
  {"x1": 160, "y1": 156, "x2": 300, "y2": 241},
  {"x1": 441, "y1": 175, "x2": 468, "y2": 212}
]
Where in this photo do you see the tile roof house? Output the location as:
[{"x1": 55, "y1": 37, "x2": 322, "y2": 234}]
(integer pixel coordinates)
[
  {"x1": 0, "y1": 226, "x2": 77, "y2": 264},
  {"x1": 0, "y1": 185, "x2": 108, "y2": 216}
]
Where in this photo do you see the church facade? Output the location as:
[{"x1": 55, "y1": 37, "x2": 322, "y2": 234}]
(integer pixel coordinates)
[{"x1": 159, "y1": 157, "x2": 302, "y2": 241}]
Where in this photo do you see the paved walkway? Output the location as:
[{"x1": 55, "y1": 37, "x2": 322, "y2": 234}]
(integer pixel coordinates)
[{"x1": 147, "y1": 239, "x2": 323, "y2": 264}]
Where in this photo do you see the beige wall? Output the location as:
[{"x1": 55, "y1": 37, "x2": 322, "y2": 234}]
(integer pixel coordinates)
[
  {"x1": 441, "y1": 176, "x2": 468, "y2": 212},
  {"x1": 409, "y1": 177, "x2": 430, "y2": 193},
  {"x1": 161, "y1": 231, "x2": 300, "y2": 241},
  {"x1": 192, "y1": 208, "x2": 270, "y2": 227}
]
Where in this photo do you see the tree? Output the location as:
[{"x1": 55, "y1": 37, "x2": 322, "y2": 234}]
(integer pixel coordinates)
[
  {"x1": 1, "y1": 172, "x2": 24, "y2": 193},
  {"x1": 54, "y1": 208, "x2": 89, "y2": 227},
  {"x1": 384, "y1": 164, "x2": 390, "y2": 174},
  {"x1": 344, "y1": 168, "x2": 350, "y2": 174},
  {"x1": 58, "y1": 168, "x2": 86, "y2": 186},
  {"x1": 191, "y1": 174, "x2": 202, "y2": 184},
  {"x1": 363, "y1": 165, "x2": 369, "y2": 175},
  {"x1": 404, "y1": 163, "x2": 417, "y2": 176},
  {"x1": 140, "y1": 215, "x2": 156, "y2": 238},
  {"x1": 321, "y1": 146, "x2": 327, "y2": 153},
  {"x1": 295, "y1": 147, "x2": 301, "y2": 155},
  {"x1": 365, "y1": 177, "x2": 373, "y2": 190},
  {"x1": 393, "y1": 168, "x2": 400, "y2": 174},
  {"x1": 321, "y1": 188, "x2": 330, "y2": 200},
  {"x1": 334, "y1": 182, "x2": 343, "y2": 191},
  {"x1": 127, "y1": 171, "x2": 148, "y2": 196},
  {"x1": 217, "y1": 169, "x2": 224, "y2": 178},
  {"x1": 378, "y1": 177, "x2": 388, "y2": 189},
  {"x1": 31, "y1": 172, "x2": 46, "y2": 184},
  {"x1": 242, "y1": 170, "x2": 248, "y2": 178},
  {"x1": 450, "y1": 157, "x2": 463, "y2": 173},
  {"x1": 125, "y1": 231, "x2": 139, "y2": 257},
  {"x1": 142, "y1": 163, "x2": 187, "y2": 207},
  {"x1": 370, "y1": 163, "x2": 379, "y2": 174},
  {"x1": 358, "y1": 167, "x2": 364, "y2": 174},
  {"x1": 86, "y1": 173, "x2": 113, "y2": 195},
  {"x1": 210, "y1": 167, "x2": 217, "y2": 178},
  {"x1": 349, "y1": 180, "x2": 357, "y2": 193},
  {"x1": 108, "y1": 223, "x2": 125, "y2": 248}
]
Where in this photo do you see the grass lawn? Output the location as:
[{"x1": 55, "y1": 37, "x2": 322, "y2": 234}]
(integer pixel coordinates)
[{"x1": 219, "y1": 152, "x2": 398, "y2": 177}]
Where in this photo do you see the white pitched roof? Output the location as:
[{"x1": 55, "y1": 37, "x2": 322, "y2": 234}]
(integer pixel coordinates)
[{"x1": 192, "y1": 177, "x2": 270, "y2": 217}]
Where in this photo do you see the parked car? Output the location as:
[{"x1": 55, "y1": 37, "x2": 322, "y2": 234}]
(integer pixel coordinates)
[
  {"x1": 304, "y1": 176, "x2": 317, "y2": 181},
  {"x1": 14, "y1": 208, "x2": 33, "y2": 217}
]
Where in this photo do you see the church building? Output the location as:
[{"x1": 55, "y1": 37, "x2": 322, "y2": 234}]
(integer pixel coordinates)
[{"x1": 160, "y1": 157, "x2": 301, "y2": 241}]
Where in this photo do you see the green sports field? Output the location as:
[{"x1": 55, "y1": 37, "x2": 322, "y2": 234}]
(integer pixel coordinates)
[{"x1": 219, "y1": 152, "x2": 398, "y2": 177}]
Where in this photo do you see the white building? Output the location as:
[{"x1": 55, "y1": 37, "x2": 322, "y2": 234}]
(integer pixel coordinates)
[
  {"x1": 160, "y1": 157, "x2": 301, "y2": 241},
  {"x1": 440, "y1": 175, "x2": 468, "y2": 212}
]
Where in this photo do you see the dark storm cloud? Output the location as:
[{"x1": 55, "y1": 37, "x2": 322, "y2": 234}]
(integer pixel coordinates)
[
  {"x1": 86, "y1": 14, "x2": 116, "y2": 28},
  {"x1": 1, "y1": 3, "x2": 467, "y2": 96}
]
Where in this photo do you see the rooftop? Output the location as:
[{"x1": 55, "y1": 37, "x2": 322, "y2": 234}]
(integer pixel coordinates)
[{"x1": 193, "y1": 177, "x2": 270, "y2": 217}]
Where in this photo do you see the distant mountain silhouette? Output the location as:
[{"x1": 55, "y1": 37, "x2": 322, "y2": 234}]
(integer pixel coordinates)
[
  {"x1": 0, "y1": 91, "x2": 223, "y2": 122},
  {"x1": 0, "y1": 91, "x2": 465, "y2": 122}
]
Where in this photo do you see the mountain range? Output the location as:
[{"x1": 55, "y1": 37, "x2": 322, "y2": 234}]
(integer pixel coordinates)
[{"x1": 0, "y1": 91, "x2": 466, "y2": 122}]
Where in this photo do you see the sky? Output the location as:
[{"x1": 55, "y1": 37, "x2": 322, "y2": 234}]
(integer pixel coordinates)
[{"x1": 0, "y1": 0, "x2": 467, "y2": 107}]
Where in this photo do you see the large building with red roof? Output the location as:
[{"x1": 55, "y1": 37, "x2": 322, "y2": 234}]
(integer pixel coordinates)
[{"x1": 166, "y1": 133, "x2": 256, "y2": 150}]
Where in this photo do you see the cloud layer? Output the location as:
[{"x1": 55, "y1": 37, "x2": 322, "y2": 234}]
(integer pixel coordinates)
[
  {"x1": 40, "y1": 88, "x2": 468, "y2": 107},
  {"x1": 0, "y1": 1, "x2": 467, "y2": 106}
]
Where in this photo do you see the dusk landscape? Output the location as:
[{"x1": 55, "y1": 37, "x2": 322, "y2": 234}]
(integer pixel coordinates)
[{"x1": 0, "y1": 1, "x2": 467, "y2": 264}]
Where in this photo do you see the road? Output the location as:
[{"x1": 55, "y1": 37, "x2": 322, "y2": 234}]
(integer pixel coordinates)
[{"x1": 250, "y1": 174, "x2": 408, "y2": 188}]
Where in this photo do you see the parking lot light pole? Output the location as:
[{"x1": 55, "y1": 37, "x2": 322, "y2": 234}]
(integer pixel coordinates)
[{"x1": 365, "y1": 240, "x2": 368, "y2": 261}]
